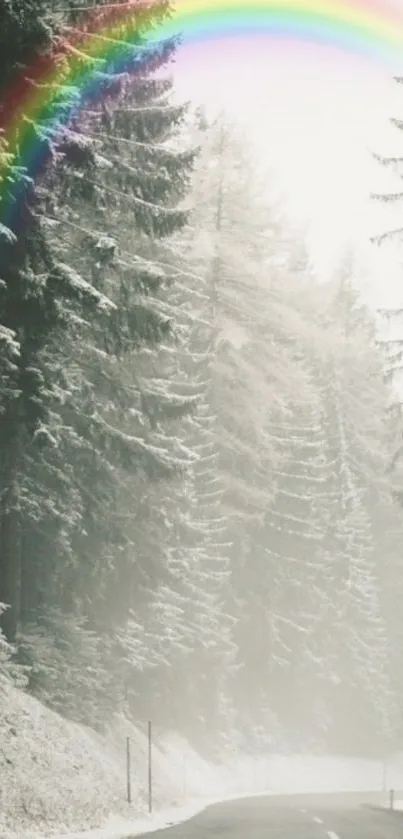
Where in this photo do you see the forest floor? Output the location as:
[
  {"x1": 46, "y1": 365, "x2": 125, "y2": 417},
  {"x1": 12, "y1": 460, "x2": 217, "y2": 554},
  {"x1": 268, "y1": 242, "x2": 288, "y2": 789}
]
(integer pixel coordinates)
[{"x1": 1, "y1": 676, "x2": 403, "y2": 839}]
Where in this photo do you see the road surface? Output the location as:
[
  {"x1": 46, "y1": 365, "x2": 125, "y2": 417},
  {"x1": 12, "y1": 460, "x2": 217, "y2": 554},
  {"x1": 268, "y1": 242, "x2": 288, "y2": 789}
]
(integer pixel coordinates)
[{"x1": 137, "y1": 791, "x2": 403, "y2": 838}]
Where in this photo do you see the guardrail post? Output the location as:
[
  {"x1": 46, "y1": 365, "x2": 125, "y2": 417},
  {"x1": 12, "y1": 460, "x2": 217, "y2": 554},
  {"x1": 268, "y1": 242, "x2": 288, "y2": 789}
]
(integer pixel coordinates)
[
  {"x1": 126, "y1": 736, "x2": 131, "y2": 804},
  {"x1": 148, "y1": 720, "x2": 152, "y2": 814}
]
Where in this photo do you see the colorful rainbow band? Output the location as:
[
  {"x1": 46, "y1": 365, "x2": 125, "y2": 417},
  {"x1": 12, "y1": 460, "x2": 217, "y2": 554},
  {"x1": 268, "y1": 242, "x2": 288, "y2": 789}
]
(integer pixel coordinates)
[{"x1": 1, "y1": 0, "x2": 403, "y2": 230}]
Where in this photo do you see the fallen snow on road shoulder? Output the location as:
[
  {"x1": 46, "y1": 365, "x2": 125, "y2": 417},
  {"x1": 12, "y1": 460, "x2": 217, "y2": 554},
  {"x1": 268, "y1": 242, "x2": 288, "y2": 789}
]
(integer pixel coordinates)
[
  {"x1": 37, "y1": 799, "x2": 215, "y2": 839},
  {"x1": 381, "y1": 799, "x2": 403, "y2": 811}
]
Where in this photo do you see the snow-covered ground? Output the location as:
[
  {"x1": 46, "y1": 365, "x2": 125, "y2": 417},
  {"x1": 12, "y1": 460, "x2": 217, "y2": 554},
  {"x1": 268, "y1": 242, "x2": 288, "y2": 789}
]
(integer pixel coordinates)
[
  {"x1": 45, "y1": 756, "x2": 403, "y2": 839},
  {"x1": 1, "y1": 676, "x2": 403, "y2": 839}
]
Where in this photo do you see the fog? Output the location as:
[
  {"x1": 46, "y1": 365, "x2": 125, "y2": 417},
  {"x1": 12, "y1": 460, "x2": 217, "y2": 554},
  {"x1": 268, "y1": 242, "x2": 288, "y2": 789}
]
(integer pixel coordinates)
[{"x1": 2, "y1": 1, "x2": 403, "y2": 836}]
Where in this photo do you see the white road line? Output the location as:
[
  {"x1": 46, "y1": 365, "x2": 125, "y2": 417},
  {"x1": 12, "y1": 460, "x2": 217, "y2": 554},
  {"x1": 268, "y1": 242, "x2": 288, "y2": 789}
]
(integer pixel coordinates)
[
  {"x1": 327, "y1": 832, "x2": 340, "y2": 839},
  {"x1": 313, "y1": 816, "x2": 324, "y2": 824}
]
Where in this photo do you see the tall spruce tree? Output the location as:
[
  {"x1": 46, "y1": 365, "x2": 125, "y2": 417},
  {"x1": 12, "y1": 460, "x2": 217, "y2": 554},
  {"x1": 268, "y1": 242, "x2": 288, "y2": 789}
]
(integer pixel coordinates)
[
  {"x1": 0, "y1": 0, "x2": 121, "y2": 641},
  {"x1": 0, "y1": 0, "x2": 201, "y2": 734}
]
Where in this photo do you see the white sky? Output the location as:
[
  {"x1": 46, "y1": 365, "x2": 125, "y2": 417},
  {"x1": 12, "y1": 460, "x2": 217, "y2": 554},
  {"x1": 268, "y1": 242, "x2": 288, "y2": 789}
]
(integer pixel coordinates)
[{"x1": 172, "y1": 35, "x2": 403, "y2": 307}]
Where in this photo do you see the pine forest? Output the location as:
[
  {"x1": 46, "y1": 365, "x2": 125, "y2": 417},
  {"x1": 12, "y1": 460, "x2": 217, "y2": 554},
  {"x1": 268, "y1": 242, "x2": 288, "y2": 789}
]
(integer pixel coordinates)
[{"x1": 2, "y1": 0, "x2": 403, "y2": 775}]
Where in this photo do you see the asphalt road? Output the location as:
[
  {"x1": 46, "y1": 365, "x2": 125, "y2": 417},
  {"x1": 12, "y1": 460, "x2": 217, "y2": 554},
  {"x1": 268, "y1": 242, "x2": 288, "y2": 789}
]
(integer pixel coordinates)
[{"x1": 138, "y1": 791, "x2": 403, "y2": 839}]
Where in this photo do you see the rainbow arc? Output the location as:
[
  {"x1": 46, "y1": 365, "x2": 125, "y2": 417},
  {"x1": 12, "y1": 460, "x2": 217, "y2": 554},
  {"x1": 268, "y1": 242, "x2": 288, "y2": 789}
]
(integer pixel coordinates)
[{"x1": 1, "y1": 0, "x2": 403, "y2": 227}]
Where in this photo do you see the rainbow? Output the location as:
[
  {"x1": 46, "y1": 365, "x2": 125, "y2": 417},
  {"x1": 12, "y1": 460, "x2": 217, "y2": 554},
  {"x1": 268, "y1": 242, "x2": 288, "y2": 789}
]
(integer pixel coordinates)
[
  {"x1": 166, "y1": 0, "x2": 403, "y2": 66},
  {"x1": 1, "y1": 0, "x2": 403, "y2": 232}
]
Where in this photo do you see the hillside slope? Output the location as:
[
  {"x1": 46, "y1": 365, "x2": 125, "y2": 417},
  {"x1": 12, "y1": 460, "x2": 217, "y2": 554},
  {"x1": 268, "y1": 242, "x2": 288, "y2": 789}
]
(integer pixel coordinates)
[{"x1": 0, "y1": 676, "x2": 222, "y2": 838}]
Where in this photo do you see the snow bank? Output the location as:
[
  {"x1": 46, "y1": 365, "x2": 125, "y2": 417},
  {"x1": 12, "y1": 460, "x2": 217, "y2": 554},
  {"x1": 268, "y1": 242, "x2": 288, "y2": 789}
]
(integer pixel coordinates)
[{"x1": 40, "y1": 802, "x2": 214, "y2": 839}]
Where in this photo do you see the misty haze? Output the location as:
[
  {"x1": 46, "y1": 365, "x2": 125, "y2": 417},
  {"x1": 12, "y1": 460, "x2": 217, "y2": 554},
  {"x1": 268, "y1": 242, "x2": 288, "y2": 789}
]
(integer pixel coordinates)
[{"x1": 2, "y1": 1, "x2": 403, "y2": 839}]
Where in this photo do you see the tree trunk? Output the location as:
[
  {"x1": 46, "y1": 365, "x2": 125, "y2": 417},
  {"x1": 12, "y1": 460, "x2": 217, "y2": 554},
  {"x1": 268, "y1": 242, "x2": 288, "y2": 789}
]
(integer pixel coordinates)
[
  {"x1": 20, "y1": 526, "x2": 42, "y2": 625},
  {"x1": 0, "y1": 431, "x2": 21, "y2": 641}
]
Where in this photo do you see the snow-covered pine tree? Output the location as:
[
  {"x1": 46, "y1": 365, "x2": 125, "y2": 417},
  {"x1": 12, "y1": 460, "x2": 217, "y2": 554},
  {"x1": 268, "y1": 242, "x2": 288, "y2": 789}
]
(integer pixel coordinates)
[
  {"x1": 181, "y1": 114, "x2": 325, "y2": 747},
  {"x1": 369, "y1": 84, "x2": 403, "y2": 741},
  {"x1": 370, "y1": 73, "x2": 403, "y2": 424},
  {"x1": 312, "y1": 271, "x2": 396, "y2": 754},
  {"x1": 134, "y1": 111, "x2": 237, "y2": 749},
  {"x1": 0, "y1": 0, "x2": 119, "y2": 642},
  {"x1": 1, "y1": 0, "x2": 204, "y2": 727},
  {"x1": 236, "y1": 253, "x2": 337, "y2": 750}
]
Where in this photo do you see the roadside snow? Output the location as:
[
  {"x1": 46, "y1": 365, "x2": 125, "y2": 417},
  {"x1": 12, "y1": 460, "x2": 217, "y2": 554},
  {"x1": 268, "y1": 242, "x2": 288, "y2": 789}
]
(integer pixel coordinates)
[
  {"x1": 35, "y1": 801, "x2": 214, "y2": 839},
  {"x1": 2, "y1": 676, "x2": 403, "y2": 839}
]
